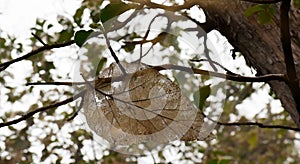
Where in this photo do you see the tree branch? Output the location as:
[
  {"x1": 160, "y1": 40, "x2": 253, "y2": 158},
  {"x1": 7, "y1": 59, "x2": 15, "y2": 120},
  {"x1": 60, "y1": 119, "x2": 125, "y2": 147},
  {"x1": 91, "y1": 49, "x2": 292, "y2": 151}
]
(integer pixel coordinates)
[
  {"x1": 241, "y1": 0, "x2": 282, "y2": 4},
  {"x1": 201, "y1": 112, "x2": 300, "y2": 131},
  {"x1": 148, "y1": 64, "x2": 287, "y2": 82},
  {"x1": 0, "y1": 90, "x2": 85, "y2": 128},
  {"x1": 31, "y1": 32, "x2": 47, "y2": 46},
  {"x1": 27, "y1": 62, "x2": 287, "y2": 90},
  {"x1": 180, "y1": 11, "x2": 215, "y2": 34},
  {"x1": 67, "y1": 95, "x2": 85, "y2": 121},
  {"x1": 26, "y1": 82, "x2": 81, "y2": 86},
  {"x1": 101, "y1": 26, "x2": 126, "y2": 75},
  {"x1": 0, "y1": 40, "x2": 75, "y2": 72},
  {"x1": 128, "y1": 0, "x2": 198, "y2": 11},
  {"x1": 128, "y1": 0, "x2": 282, "y2": 13},
  {"x1": 217, "y1": 121, "x2": 300, "y2": 131},
  {"x1": 190, "y1": 59, "x2": 236, "y2": 75},
  {"x1": 280, "y1": 0, "x2": 300, "y2": 118}
]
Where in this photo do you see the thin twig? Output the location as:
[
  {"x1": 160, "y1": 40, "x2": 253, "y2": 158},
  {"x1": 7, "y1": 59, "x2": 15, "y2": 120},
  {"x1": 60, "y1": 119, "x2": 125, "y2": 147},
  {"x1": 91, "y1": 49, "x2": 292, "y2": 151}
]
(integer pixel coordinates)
[
  {"x1": 203, "y1": 33, "x2": 218, "y2": 71},
  {"x1": 101, "y1": 25, "x2": 126, "y2": 74},
  {"x1": 180, "y1": 11, "x2": 215, "y2": 33},
  {"x1": 123, "y1": 13, "x2": 171, "y2": 46},
  {"x1": 26, "y1": 82, "x2": 77, "y2": 86},
  {"x1": 138, "y1": 13, "x2": 169, "y2": 67},
  {"x1": 31, "y1": 33, "x2": 47, "y2": 46},
  {"x1": 148, "y1": 64, "x2": 287, "y2": 82},
  {"x1": 107, "y1": 4, "x2": 143, "y2": 33},
  {"x1": 0, "y1": 40, "x2": 75, "y2": 72},
  {"x1": 67, "y1": 95, "x2": 85, "y2": 121},
  {"x1": 190, "y1": 59, "x2": 236, "y2": 75},
  {"x1": 0, "y1": 90, "x2": 85, "y2": 128},
  {"x1": 217, "y1": 121, "x2": 300, "y2": 131},
  {"x1": 123, "y1": 33, "x2": 166, "y2": 45},
  {"x1": 26, "y1": 77, "x2": 113, "y2": 87},
  {"x1": 181, "y1": 8, "x2": 218, "y2": 71},
  {"x1": 201, "y1": 112, "x2": 300, "y2": 132}
]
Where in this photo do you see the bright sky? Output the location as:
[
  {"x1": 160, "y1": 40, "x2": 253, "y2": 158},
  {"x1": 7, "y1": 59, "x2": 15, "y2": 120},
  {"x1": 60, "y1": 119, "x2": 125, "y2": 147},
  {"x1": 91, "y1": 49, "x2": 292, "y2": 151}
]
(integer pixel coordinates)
[{"x1": 0, "y1": 0, "x2": 81, "y2": 39}]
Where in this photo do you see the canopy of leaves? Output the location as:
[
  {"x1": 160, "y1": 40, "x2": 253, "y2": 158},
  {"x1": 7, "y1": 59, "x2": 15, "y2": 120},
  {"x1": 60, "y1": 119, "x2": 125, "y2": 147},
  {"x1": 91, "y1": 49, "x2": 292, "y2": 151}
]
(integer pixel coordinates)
[{"x1": 0, "y1": 0, "x2": 299, "y2": 163}]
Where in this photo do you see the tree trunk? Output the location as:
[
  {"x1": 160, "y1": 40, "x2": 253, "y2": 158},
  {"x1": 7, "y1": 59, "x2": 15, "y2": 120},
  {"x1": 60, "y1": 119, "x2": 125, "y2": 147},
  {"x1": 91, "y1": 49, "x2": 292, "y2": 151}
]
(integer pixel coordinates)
[{"x1": 198, "y1": 0, "x2": 300, "y2": 127}]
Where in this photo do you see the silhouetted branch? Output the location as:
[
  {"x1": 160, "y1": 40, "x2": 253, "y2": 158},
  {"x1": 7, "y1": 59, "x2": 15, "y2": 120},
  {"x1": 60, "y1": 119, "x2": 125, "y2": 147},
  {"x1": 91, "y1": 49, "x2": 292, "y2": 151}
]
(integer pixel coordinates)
[
  {"x1": 128, "y1": 0, "x2": 282, "y2": 13},
  {"x1": 0, "y1": 40, "x2": 75, "y2": 72},
  {"x1": 180, "y1": 11, "x2": 215, "y2": 33},
  {"x1": 101, "y1": 26, "x2": 126, "y2": 74},
  {"x1": 217, "y1": 121, "x2": 300, "y2": 131},
  {"x1": 27, "y1": 62, "x2": 287, "y2": 89},
  {"x1": 280, "y1": 0, "x2": 300, "y2": 117},
  {"x1": 242, "y1": 0, "x2": 282, "y2": 4},
  {"x1": 129, "y1": 0, "x2": 197, "y2": 11},
  {"x1": 201, "y1": 112, "x2": 300, "y2": 132},
  {"x1": 26, "y1": 81, "x2": 86, "y2": 121},
  {"x1": 31, "y1": 32, "x2": 47, "y2": 46},
  {"x1": 203, "y1": 34, "x2": 218, "y2": 71},
  {"x1": 26, "y1": 82, "x2": 84, "y2": 86},
  {"x1": 190, "y1": 59, "x2": 236, "y2": 75},
  {"x1": 149, "y1": 64, "x2": 287, "y2": 82},
  {"x1": 67, "y1": 95, "x2": 85, "y2": 121},
  {"x1": 0, "y1": 90, "x2": 85, "y2": 128}
]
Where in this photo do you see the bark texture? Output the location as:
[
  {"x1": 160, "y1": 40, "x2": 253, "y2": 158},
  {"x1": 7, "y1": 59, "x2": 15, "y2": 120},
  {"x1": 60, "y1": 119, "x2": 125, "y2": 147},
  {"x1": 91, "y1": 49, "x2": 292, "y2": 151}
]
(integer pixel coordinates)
[{"x1": 197, "y1": 0, "x2": 300, "y2": 127}]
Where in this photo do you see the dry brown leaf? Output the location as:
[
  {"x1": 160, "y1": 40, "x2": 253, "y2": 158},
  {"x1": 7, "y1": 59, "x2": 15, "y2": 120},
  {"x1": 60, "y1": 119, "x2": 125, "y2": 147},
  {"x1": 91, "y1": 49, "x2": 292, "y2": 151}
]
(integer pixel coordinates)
[{"x1": 83, "y1": 61, "x2": 214, "y2": 150}]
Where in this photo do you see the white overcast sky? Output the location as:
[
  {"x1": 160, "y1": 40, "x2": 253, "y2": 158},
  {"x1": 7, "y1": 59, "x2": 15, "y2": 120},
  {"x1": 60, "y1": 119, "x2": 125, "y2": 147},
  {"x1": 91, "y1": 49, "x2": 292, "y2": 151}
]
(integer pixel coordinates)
[{"x1": 0, "y1": 0, "x2": 81, "y2": 39}]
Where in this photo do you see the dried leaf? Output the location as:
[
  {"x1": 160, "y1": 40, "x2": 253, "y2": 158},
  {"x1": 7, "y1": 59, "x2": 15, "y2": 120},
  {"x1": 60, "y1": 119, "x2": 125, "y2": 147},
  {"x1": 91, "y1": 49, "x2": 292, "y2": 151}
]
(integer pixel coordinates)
[{"x1": 83, "y1": 62, "x2": 214, "y2": 151}]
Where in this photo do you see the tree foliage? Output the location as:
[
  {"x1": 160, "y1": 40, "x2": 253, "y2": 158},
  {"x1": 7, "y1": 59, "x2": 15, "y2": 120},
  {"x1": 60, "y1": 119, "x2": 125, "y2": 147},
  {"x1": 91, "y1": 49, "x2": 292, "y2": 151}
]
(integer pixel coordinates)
[{"x1": 0, "y1": 0, "x2": 300, "y2": 163}]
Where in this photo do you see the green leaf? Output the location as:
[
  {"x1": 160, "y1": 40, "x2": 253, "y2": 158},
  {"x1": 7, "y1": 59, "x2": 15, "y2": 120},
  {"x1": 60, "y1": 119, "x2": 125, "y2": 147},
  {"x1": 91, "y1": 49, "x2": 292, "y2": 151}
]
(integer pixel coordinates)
[
  {"x1": 90, "y1": 22, "x2": 101, "y2": 29},
  {"x1": 207, "y1": 159, "x2": 218, "y2": 164},
  {"x1": 95, "y1": 57, "x2": 107, "y2": 75},
  {"x1": 248, "y1": 132, "x2": 258, "y2": 150},
  {"x1": 15, "y1": 137, "x2": 30, "y2": 150},
  {"x1": 245, "y1": 4, "x2": 275, "y2": 24},
  {"x1": 100, "y1": 2, "x2": 137, "y2": 23},
  {"x1": 207, "y1": 158, "x2": 231, "y2": 164},
  {"x1": 193, "y1": 84, "x2": 211, "y2": 110},
  {"x1": 36, "y1": 19, "x2": 46, "y2": 27},
  {"x1": 57, "y1": 29, "x2": 74, "y2": 43},
  {"x1": 0, "y1": 37, "x2": 5, "y2": 47},
  {"x1": 294, "y1": 0, "x2": 300, "y2": 9},
  {"x1": 91, "y1": 10, "x2": 100, "y2": 23},
  {"x1": 122, "y1": 43, "x2": 135, "y2": 52},
  {"x1": 257, "y1": 12, "x2": 272, "y2": 24},
  {"x1": 267, "y1": 5, "x2": 275, "y2": 16},
  {"x1": 44, "y1": 61, "x2": 55, "y2": 70},
  {"x1": 74, "y1": 7, "x2": 85, "y2": 26},
  {"x1": 47, "y1": 24, "x2": 53, "y2": 29},
  {"x1": 244, "y1": 5, "x2": 265, "y2": 17},
  {"x1": 158, "y1": 33, "x2": 180, "y2": 52},
  {"x1": 219, "y1": 159, "x2": 231, "y2": 164},
  {"x1": 74, "y1": 30, "x2": 94, "y2": 47}
]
